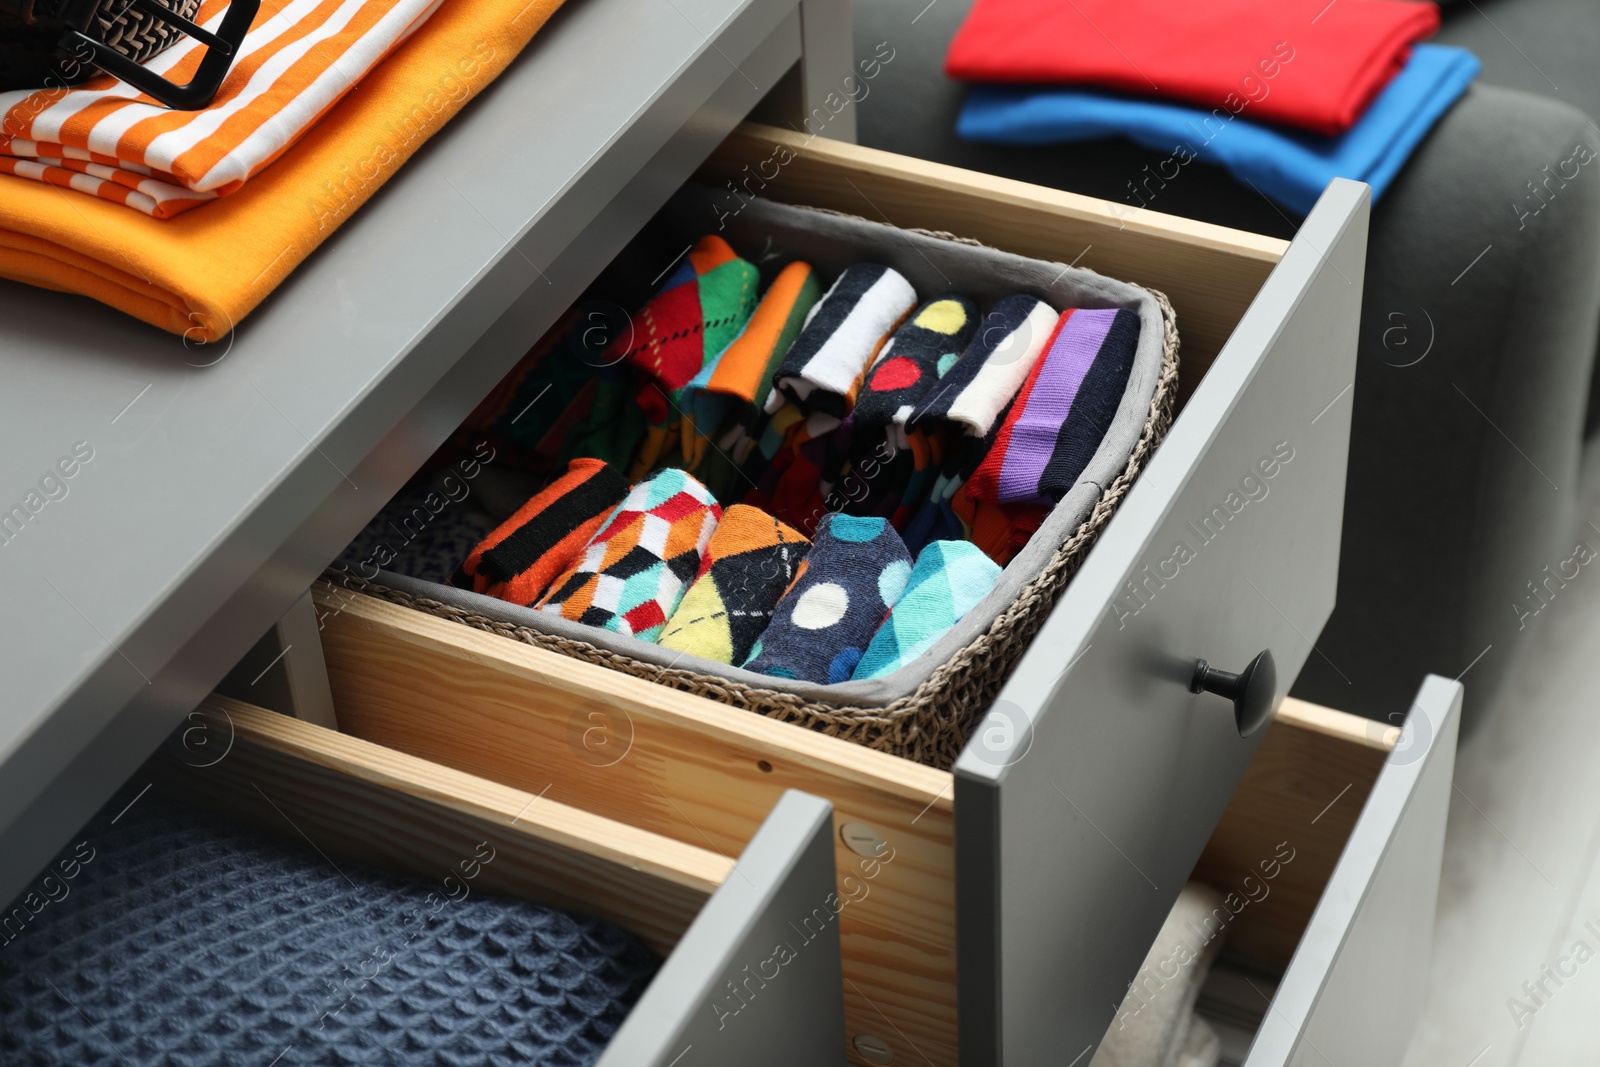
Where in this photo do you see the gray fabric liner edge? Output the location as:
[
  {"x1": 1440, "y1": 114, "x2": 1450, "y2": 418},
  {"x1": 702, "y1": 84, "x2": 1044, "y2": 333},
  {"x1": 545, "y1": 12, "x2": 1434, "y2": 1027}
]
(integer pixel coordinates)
[{"x1": 366, "y1": 187, "x2": 1165, "y2": 708}]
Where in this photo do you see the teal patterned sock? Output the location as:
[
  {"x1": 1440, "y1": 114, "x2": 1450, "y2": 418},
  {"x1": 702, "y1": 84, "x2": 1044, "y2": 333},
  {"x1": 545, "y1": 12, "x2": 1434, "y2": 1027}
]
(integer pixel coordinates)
[{"x1": 852, "y1": 540, "x2": 1001, "y2": 680}]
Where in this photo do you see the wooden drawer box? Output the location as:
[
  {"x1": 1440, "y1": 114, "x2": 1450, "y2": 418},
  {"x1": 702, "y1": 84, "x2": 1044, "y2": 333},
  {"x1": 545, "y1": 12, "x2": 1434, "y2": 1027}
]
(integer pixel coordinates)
[
  {"x1": 294, "y1": 126, "x2": 1371, "y2": 1064},
  {"x1": 154, "y1": 697, "x2": 848, "y2": 1067}
]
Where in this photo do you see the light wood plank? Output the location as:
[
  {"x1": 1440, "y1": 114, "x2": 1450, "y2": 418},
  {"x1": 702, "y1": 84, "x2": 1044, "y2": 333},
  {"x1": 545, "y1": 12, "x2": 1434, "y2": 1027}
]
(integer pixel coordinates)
[
  {"x1": 1193, "y1": 699, "x2": 1394, "y2": 970},
  {"x1": 154, "y1": 696, "x2": 727, "y2": 956},
  {"x1": 316, "y1": 588, "x2": 961, "y2": 1066},
  {"x1": 700, "y1": 123, "x2": 1288, "y2": 396}
]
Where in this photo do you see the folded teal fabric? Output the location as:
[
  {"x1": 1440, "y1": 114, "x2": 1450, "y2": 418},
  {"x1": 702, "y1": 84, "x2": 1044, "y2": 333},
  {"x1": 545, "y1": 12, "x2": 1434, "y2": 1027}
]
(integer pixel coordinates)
[
  {"x1": 853, "y1": 540, "x2": 1001, "y2": 680},
  {"x1": 956, "y1": 44, "x2": 1480, "y2": 216}
]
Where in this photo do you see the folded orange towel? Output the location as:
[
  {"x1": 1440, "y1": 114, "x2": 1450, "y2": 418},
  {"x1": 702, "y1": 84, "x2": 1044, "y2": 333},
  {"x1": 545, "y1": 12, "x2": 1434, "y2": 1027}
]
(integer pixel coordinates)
[
  {"x1": 0, "y1": 0, "x2": 566, "y2": 340},
  {"x1": 0, "y1": 0, "x2": 443, "y2": 218}
]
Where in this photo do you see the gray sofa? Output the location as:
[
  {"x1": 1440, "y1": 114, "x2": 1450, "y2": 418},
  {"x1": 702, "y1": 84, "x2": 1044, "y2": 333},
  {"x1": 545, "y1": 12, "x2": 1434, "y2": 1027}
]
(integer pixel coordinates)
[{"x1": 852, "y1": 0, "x2": 1600, "y2": 729}]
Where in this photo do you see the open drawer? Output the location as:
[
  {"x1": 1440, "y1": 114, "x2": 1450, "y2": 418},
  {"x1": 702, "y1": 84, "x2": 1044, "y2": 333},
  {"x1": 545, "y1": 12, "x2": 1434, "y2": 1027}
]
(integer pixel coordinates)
[
  {"x1": 1187, "y1": 675, "x2": 1461, "y2": 1067},
  {"x1": 285, "y1": 126, "x2": 1371, "y2": 1064},
  {"x1": 149, "y1": 697, "x2": 848, "y2": 1067}
]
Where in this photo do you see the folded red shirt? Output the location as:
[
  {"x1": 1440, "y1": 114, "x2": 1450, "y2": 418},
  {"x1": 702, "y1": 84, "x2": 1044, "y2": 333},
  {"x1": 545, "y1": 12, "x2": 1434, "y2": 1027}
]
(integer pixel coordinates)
[{"x1": 945, "y1": 0, "x2": 1440, "y2": 136}]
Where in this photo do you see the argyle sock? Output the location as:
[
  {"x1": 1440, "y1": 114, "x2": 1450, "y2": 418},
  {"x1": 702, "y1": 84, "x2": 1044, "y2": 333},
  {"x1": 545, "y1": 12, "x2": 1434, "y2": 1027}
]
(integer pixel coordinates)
[
  {"x1": 744, "y1": 513, "x2": 913, "y2": 684},
  {"x1": 853, "y1": 294, "x2": 979, "y2": 437},
  {"x1": 1037, "y1": 307, "x2": 1140, "y2": 501},
  {"x1": 658, "y1": 505, "x2": 811, "y2": 665},
  {"x1": 452, "y1": 458, "x2": 631, "y2": 606},
  {"x1": 604, "y1": 235, "x2": 759, "y2": 475},
  {"x1": 909, "y1": 295, "x2": 1059, "y2": 436},
  {"x1": 767, "y1": 263, "x2": 917, "y2": 418},
  {"x1": 853, "y1": 540, "x2": 1001, "y2": 680},
  {"x1": 967, "y1": 307, "x2": 1139, "y2": 504},
  {"x1": 537, "y1": 469, "x2": 722, "y2": 642}
]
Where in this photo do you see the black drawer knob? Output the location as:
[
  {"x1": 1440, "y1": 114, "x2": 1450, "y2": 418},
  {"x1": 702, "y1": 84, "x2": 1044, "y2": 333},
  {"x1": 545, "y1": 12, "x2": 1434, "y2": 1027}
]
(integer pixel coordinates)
[{"x1": 1190, "y1": 650, "x2": 1277, "y2": 738}]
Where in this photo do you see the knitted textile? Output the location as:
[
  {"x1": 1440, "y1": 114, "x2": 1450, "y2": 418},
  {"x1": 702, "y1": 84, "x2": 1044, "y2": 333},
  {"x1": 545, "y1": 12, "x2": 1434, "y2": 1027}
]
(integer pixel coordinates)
[
  {"x1": 0, "y1": 790, "x2": 658, "y2": 1067},
  {"x1": 453, "y1": 458, "x2": 631, "y2": 607},
  {"x1": 854, "y1": 540, "x2": 1001, "y2": 680},
  {"x1": 766, "y1": 263, "x2": 917, "y2": 418},
  {"x1": 538, "y1": 469, "x2": 722, "y2": 642},
  {"x1": 968, "y1": 307, "x2": 1139, "y2": 504},
  {"x1": 744, "y1": 513, "x2": 912, "y2": 684},
  {"x1": 340, "y1": 485, "x2": 495, "y2": 586},
  {"x1": 659, "y1": 505, "x2": 811, "y2": 665},
  {"x1": 853, "y1": 294, "x2": 979, "y2": 438},
  {"x1": 607, "y1": 235, "x2": 760, "y2": 429},
  {"x1": 909, "y1": 295, "x2": 1058, "y2": 436},
  {"x1": 945, "y1": 0, "x2": 1440, "y2": 136},
  {"x1": 681, "y1": 261, "x2": 824, "y2": 474}
]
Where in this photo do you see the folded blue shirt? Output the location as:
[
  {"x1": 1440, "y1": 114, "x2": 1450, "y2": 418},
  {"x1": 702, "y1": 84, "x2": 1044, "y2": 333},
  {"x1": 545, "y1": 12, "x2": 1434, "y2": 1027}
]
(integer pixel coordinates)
[{"x1": 957, "y1": 44, "x2": 1480, "y2": 216}]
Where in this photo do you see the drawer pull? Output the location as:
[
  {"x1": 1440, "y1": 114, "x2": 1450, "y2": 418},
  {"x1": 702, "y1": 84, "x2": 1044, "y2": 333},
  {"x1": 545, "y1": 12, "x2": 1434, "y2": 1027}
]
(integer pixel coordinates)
[{"x1": 1191, "y1": 650, "x2": 1277, "y2": 738}]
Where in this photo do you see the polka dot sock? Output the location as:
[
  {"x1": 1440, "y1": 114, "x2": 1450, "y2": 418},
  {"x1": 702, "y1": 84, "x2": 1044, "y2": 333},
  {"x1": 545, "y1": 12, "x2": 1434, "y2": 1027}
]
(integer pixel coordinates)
[
  {"x1": 452, "y1": 458, "x2": 631, "y2": 606},
  {"x1": 659, "y1": 505, "x2": 811, "y2": 665},
  {"x1": 744, "y1": 513, "x2": 912, "y2": 684},
  {"x1": 853, "y1": 294, "x2": 979, "y2": 439},
  {"x1": 853, "y1": 540, "x2": 1001, "y2": 680},
  {"x1": 537, "y1": 469, "x2": 722, "y2": 642}
]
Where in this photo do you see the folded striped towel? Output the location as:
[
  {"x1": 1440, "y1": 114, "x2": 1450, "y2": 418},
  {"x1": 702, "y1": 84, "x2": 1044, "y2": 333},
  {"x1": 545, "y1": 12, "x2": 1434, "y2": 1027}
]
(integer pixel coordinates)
[
  {"x1": 909, "y1": 295, "x2": 1058, "y2": 436},
  {"x1": 766, "y1": 263, "x2": 917, "y2": 419},
  {"x1": 0, "y1": 0, "x2": 443, "y2": 218},
  {"x1": 966, "y1": 307, "x2": 1139, "y2": 505}
]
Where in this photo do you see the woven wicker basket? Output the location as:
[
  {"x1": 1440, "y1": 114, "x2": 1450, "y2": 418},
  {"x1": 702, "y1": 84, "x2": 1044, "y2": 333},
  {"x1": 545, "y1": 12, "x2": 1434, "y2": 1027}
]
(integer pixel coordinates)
[{"x1": 347, "y1": 275, "x2": 1179, "y2": 771}]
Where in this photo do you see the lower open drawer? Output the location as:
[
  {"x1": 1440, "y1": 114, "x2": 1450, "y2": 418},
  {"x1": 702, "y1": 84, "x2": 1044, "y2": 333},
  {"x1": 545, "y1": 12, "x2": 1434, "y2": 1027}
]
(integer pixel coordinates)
[
  {"x1": 281, "y1": 587, "x2": 1459, "y2": 1066},
  {"x1": 150, "y1": 699, "x2": 848, "y2": 1067}
]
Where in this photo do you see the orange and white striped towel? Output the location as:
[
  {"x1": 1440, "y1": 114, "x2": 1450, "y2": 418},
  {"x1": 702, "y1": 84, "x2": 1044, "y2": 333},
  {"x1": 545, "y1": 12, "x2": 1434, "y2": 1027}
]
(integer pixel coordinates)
[{"x1": 0, "y1": 0, "x2": 440, "y2": 218}]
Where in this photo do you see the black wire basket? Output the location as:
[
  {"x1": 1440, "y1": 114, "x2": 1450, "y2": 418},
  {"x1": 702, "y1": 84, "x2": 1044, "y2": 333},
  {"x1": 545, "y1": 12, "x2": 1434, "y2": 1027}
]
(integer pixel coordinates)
[{"x1": 0, "y1": 0, "x2": 258, "y2": 109}]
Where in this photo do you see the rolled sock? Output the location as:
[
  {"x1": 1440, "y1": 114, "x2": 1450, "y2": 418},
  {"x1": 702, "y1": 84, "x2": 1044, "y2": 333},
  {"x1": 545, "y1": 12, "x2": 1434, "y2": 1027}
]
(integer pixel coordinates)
[
  {"x1": 537, "y1": 469, "x2": 722, "y2": 642},
  {"x1": 968, "y1": 498, "x2": 1049, "y2": 565},
  {"x1": 901, "y1": 497, "x2": 969, "y2": 557},
  {"x1": 609, "y1": 235, "x2": 760, "y2": 427},
  {"x1": 453, "y1": 458, "x2": 631, "y2": 606},
  {"x1": 744, "y1": 514, "x2": 913, "y2": 684},
  {"x1": 1038, "y1": 308, "x2": 1140, "y2": 500},
  {"x1": 659, "y1": 505, "x2": 811, "y2": 665},
  {"x1": 767, "y1": 264, "x2": 917, "y2": 418},
  {"x1": 910, "y1": 295, "x2": 1059, "y2": 436},
  {"x1": 854, "y1": 294, "x2": 979, "y2": 437},
  {"x1": 967, "y1": 307, "x2": 1139, "y2": 504},
  {"x1": 853, "y1": 540, "x2": 1001, "y2": 680},
  {"x1": 682, "y1": 262, "x2": 824, "y2": 474}
]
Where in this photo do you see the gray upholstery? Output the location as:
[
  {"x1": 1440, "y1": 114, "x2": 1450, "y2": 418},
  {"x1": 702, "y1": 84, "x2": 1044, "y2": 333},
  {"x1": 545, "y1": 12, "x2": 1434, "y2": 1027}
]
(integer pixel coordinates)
[{"x1": 852, "y1": 1, "x2": 1600, "y2": 727}]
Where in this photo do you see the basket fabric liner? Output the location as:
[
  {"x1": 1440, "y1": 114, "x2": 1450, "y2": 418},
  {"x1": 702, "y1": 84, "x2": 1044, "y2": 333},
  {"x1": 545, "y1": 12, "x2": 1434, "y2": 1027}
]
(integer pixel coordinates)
[{"x1": 348, "y1": 190, "x2": 1179, "y2": 768}]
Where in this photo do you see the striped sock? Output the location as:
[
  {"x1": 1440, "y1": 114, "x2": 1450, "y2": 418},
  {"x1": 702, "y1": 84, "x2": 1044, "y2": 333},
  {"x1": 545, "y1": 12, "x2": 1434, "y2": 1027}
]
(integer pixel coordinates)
[
  {"x1": 967, "y1": 307, "x2": 1139, "y2": 504},
  {"x1": 909, "y1": 295, "x2": 1058, "y2": 436},
  {"x1": 744, "y1": 513, "x2": 913, "y2": 684},
  {"x1": 659, "y1": 505, "x2": 811, "y2": 665},
  {"x1": 767, "y1": 264, "x2": 917, "y2": 418},
  {"x1": 453, "y1": 458, "x2": 631, "y2": 606},
  {"x1": 853, "y1": 540, "x2": 1001, "y2": 680},
  {"x1": 537, "y1": 469, "x2": 722, "y2": 642}
]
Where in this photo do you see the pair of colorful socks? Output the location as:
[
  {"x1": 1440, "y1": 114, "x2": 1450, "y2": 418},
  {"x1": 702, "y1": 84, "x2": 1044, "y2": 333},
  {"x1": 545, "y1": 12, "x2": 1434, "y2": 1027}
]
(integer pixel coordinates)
[
  {"x1": 538, "y1": 469, "x2": 722, "y2": 642},
  {"x1": 453, "y1": 458, "x2": 631, "y2": 606},
  {"x1": 908, "y1": 294, "x2": 1059, "y2": 436},
  {"x1": 853, "y1": 294, "x2": 979, "y2": 439},
  {"x1": 608, "y1": 236, "x2": 759, "y2": 476},
  {"x1": 744, "y1": 513, "x2": 912, "y2": 684},
  {"x1": 766, "y1": 263, "x2": 917, "y2": 419},
  {"x1": 967, "y1": 307, "x2": 1140, "y2": 504},
  {"x1": 658, "y1": 505, "x2": 811, "y2": 665},
  {"x1": 853, "y1": 540, "x2": 1001, "y2": 680}
]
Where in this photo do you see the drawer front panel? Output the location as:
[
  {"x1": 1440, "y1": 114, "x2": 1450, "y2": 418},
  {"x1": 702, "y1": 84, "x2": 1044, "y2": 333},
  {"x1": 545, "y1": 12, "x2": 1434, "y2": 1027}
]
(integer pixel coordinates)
[
  {"x1": 956, "y1": 180, "x2": 1371, "y2": 1063},
  {"x1": 1245, "y1": 676, "x2": 1461, "y2": 1067}
]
